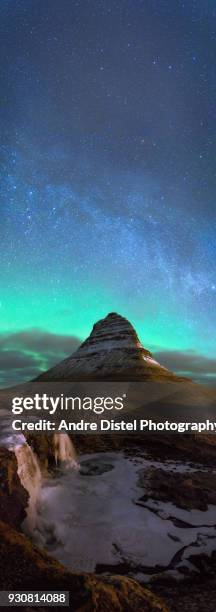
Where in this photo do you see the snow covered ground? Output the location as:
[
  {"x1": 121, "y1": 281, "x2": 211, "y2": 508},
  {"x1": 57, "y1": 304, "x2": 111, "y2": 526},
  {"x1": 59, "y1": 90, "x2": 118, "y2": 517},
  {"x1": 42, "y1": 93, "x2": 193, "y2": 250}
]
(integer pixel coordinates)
[{"x1": 32, "y1": 451, "x2": 216, "y2": 582}]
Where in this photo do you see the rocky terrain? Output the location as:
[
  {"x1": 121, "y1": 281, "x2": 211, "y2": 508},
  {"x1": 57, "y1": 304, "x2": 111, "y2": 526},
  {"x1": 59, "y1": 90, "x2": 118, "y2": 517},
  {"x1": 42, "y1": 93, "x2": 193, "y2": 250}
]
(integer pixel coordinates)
[
  {"x1": 138, "y1": 466, "x2": 216, "y2": 511},
  {"x1": 0, "y1": 518, "x2": 167, "y2": 611},
  {"x1": 0, "y1": 312, "x2": 216, "y2": 611},
  {"x1": 0, "y1": 444, "x2": 167, "y2": 612},
  {"x1": 0, "y1": 447, "x2": 28, "y2": 528},
  {"x1": 2, "y1": 434, "x2": 216, "y2": 611}
]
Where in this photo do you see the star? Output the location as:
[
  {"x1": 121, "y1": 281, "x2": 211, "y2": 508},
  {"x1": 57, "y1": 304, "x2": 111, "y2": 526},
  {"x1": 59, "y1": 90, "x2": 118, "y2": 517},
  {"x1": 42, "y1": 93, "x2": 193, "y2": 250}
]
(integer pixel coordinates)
[{"x1": 0, "y1": 0, "x2": 215, "y2": 387}]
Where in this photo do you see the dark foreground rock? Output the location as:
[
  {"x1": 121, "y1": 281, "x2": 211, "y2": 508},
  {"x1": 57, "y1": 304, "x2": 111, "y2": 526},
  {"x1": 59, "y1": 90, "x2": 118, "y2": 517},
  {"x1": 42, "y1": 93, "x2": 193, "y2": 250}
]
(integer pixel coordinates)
[
  {"x1": 155, "y1": 573, "x2": 216, "y2": 612},
  {"x1": 24, "y1": 432, "x2": 59, "y2": 470},
  {"x1": 0, "y1": 521, "x2": 167, "y2": 611},
  {"x1": 72, "y1": 432, "x2": 216, "y2": 465},
  {"x1": 137, "y1": 467, "x2": 216, "y2": 511},
  {"x1": 0, "y1": 447, "x2": 28, "y2": 528}
]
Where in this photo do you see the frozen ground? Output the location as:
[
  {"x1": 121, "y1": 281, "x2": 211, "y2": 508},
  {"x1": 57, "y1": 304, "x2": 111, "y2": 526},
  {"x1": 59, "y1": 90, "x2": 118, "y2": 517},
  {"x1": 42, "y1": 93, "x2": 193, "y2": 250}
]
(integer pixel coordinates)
[{"x1": 32, "y1": 451, "x2": 216, "y2": 581}]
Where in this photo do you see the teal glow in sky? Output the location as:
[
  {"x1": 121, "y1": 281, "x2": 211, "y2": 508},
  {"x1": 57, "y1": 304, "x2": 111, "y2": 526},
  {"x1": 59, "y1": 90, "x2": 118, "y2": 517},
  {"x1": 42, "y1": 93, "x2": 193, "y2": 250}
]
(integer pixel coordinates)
[{"x1": 0, "y1": 0, "x2": 216, "y2": 386}]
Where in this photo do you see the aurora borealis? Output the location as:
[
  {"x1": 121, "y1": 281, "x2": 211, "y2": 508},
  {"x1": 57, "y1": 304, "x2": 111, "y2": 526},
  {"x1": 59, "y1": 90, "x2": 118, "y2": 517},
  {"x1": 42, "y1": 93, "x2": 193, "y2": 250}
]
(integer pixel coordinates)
[{"x1": 0, "y1": 0, "x2": 216, "y2": 387}]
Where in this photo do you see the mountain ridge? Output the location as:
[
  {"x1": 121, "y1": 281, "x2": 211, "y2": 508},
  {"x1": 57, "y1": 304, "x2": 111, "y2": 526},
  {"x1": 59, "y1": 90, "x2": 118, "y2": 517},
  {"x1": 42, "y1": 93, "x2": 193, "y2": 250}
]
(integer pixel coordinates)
[{"x1": 36, "y1": 312, "x2": 188, "y2": 383}]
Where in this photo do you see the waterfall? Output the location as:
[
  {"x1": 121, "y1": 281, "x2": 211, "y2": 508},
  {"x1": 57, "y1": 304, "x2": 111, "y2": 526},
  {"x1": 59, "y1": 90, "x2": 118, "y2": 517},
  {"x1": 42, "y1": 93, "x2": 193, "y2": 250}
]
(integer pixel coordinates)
[
  {"x1": 1, "y1": 415, "x2": 78, "y2": 530},
  {"x1": 14, "y1": 434, "x2": 78, "y2": 529},
  {"x1": 14, "y1": 441, "x2": 42, "y2": 532},
  {"x1": 53, "y1": 433, "x2": 78, "y2": 468}
]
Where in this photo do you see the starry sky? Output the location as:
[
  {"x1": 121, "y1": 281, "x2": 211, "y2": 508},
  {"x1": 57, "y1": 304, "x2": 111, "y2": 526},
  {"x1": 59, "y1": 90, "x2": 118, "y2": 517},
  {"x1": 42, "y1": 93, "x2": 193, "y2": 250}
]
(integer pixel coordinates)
[{"x1": 0, "y1": 0, "x2": 216, "y2": 387}]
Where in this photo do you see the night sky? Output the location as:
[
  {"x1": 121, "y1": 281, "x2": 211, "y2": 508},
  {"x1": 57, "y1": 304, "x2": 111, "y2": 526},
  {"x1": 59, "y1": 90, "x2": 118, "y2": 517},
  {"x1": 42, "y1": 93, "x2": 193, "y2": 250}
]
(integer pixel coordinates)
[{"x1": 1, "y1": 0, "x2": 216, "y2": 387}]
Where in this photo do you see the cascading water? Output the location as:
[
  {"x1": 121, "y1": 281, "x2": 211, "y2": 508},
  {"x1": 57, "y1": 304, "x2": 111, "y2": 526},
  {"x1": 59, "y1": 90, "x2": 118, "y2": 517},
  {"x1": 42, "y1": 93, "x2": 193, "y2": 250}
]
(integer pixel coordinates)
[
  {"x1": 16, "y1": 434, "x2": 78, "y2": 533},
  {"x1": 14, "y1": 441, "x2": 42, "y2": 532},
  {"x1": 0, "y1": 415, "x2": 41, "y2": 530},
  {"x1": 53, "y1": 433, "x2": 78, "y2": 468},
  {"x1": 1, "y1": 414, "x2": 78, "y2": 532}
]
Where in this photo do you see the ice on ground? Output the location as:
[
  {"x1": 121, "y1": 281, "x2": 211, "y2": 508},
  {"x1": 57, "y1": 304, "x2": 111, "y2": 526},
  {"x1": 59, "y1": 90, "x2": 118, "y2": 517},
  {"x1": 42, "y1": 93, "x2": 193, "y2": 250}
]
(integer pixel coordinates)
[{"x1": 32, "y1": 452, "x2": 216, "y2": 579}]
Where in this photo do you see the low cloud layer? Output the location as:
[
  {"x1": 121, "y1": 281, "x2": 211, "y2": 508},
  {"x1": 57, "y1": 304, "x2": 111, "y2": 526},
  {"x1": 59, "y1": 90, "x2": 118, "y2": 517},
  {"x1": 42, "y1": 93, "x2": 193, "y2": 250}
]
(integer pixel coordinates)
[
  {"x1": 155, "y1": 350, "x2": 216, "y2": 387},
  {"x1": 0, "y1": 330, "x2": 81, "y2": 388},
  {"x1": 0, "y1": 331, "x2": 215, "y2": 388}
]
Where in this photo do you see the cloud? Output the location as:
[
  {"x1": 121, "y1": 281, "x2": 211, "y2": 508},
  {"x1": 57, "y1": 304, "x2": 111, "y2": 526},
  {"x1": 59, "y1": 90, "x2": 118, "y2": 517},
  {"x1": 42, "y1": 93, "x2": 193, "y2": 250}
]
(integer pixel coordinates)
[
  {"x1": 0, "y1": 330, "x2": 81, "y2": 388},
  {"x1": 0, "y1": 331, "x2": 215, "y2": 389},
  {"x1": 155, "y1": 349, "x2": 216, "y2": 387},
  {"x1": 0, "y1": 329, "x2": 80, "y2": 354},
  {"x1": 0, "y1": 350, "x2": 37, "y2": 369}
]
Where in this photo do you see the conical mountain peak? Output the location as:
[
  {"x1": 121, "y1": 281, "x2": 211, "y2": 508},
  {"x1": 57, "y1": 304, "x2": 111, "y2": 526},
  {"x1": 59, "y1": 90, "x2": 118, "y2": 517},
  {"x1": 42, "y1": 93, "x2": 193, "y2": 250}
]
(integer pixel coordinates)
[
  {"x1": 83, "y1": 311, "x2": 143, "y2": 353},
  {"x1": 37, "y1": 312, "x2": 183, "y2": 382}
]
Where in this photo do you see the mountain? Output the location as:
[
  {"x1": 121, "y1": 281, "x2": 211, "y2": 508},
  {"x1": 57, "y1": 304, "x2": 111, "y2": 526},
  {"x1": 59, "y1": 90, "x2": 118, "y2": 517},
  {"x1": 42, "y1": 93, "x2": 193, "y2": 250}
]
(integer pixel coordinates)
[{"x1": 37, "y1": 312, "x2": 186, "y2": 382}]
